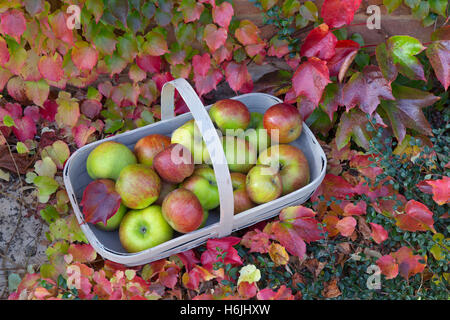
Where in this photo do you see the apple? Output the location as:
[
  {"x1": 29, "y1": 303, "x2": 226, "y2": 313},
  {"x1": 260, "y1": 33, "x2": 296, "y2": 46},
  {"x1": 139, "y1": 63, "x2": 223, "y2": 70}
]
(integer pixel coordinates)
[
  {"x1": 134, "y1": 134, "x2": 171, "y2": 166},
  {"x1": 181, "y1": 166, "x2": 220, "y2": 210},
  {"x1": 162, "y1": 188, "x2": 204, "y2": 233},
  {"x1": 119, "y1": 205, "x2": 173, "y2": 253},
  {"x1": 243, "y1": 112, "x2": 271, "y2": 154},
  {"x1": 199, "y1": 209, "x2": 209, "y2": 229},
  {"x1": 155, "y1": 181, "x2": 177, "y2": 206},
  {"x1": 115, "y1": 164, "x2": 161, "y2": 209},
  {"x1": 231, "y1": 172, "x2": 254, "y2": 214},
  {"x1": 96, "y1": 202, "x2": 128, "y2": 231},
  {"x1": 153, "y1": 143, "x2": 195, "y2": 183},
  {"x1": 86, "y1": 141, "x2": 137, "y2": 180},
  {"x1": 257, "y1": 144, "x2": 310, "y2": 195},
  {"x1": 245, "y1": 165, "x2": 282, "y2": 204},
  {"x1": 209, "y1": 99, "x2": 251, "y2": 133},
  {"x1": 171, "y1": 119, "x2": 210, "y2": 164},
  {"x1": 263, "y1": 103, "x2": 303, "y2": 143},
  {"x1": 222, "y1": 136, "x2": 257, "y2": 173}
]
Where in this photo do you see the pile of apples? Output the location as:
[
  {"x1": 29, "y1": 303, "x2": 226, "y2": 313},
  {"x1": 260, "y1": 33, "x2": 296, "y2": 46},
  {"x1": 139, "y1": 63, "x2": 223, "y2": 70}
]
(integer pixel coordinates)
[{"x1": 82, "y1": 99, "x2": 309, "y2": 253}]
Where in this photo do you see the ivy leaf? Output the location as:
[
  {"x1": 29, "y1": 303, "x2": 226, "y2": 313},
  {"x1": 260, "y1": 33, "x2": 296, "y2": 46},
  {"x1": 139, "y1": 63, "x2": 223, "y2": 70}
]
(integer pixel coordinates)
[
  {"x1": 192, "y1": 53, "x2": 211, "y2": 77},
  {"x1": 80, "y1": 179, "x2": 122, "y2": 225},
  {"x1": 200, "y1": 237, "x2": 243, "y2": 270},
  {"x1": 194, "y1": 68, "x2": 223, "y2": 97},
  {"x1": 224, "y1": 61, "x2": 253, "y2": 93},
  {"x1": 179, "y1": 0, "x2": 204, "y2": 23},
  {"x1": 72, "y1": 124, "x2": 96, "y2": 148},
  {"x1": 279, "y1": 206, "x2": 324, "y2": 242},
  {"x1": 320, "y1": 0, "x2": 362, "y2": 28},
  {"x1": 237, "y1": 264, "x2": 261, "y2": 285},
  {"x1": 143, "y1": 31, "x2": 169, "y2": 56},
  {"x1": 342, "y1": 65, "x2": 395, "y2": 116},
  {"x1": 40, "y1": 99, "x2": 58, "y2": 122},
  {"x1": 55, "y1": 91, "x2": 80, "y2": 128},
  {"x1": 300, "y1": 23, "x2": 337, "y2": 61},
  {"x1": 256, "y1": 285, "x2": 294, "y2": 300},
  {"x1": 425, "y1": 40, "x2": 450, "y2": 91},
  {"x1": 48, "y1": 10, "x2": 74, "y2": 45},
  {"x1": 86, "y1": 0, "x2": 104, "y2": 23},
  {"x1": 240, "y1": 229, "x2": 271, "y2": 254},
  {"x1": 93, "y1": 26, "x2": 117, "y2": 56},
  {"x1": 67, "y1": 244, "x2": 97, "y2": 263},
  {"x1": 212, "y1": 1, "x2": 233, "y2": 30},
  {"x1": 395, "y1": 199, "x2": 436, "y2": 233},
  {"x1": 108, "y1": 0, "x2": 129, "y2": 27},
  {"x1": 0, "y1": 9, "x2": 27, "y2": 41},
  {"x1": 0, "y1": 36, "x2": 10, "y2": 66},
  {"x1": 34, "y1": 175, "x2": 59, "y2": 203},
  {"x1": 71, "y1": 42, "x2": 99, "y2": 71},
  {"x1": 292, "y1": 57, "x2": 331, "y2": 106},
  {"x1": 380, "y1": 84, "x2": 439, "y2": 143},
  {"x1": 429, "y1": 0, "x2": 448, "y2": 17},
  {"x1": 25, "y1": 79, "x2": 50, "y2": 107},
  {"x1": 41, "y1": 140, "x2": 70, "y2": 170},
  {"x1": 136, "y1": 54, "x2": 161, "y2": 73},
  {"x1": 203, "y1": 24, "x2": 227, "y2": 53},
  {"x1": 391, "y1": 246, "x2": 426, "y2": 279},
  {"x1": 264, "y1": 221, "x2": 307, "y2": 259},
  {"x1": 386, "y1": 36, "x2": 426, "y2": 81},
  {"x1": 235, "y1": 20, "x2": 261, "y2": 46},
  {"x1": 12, "y1": 116, "x2": 36, "y2": 142},
  {"x1": 23, "y1": 0, "x2": 45, "y2": 16},
  {"x1": 34, "y1": 156, "x2": 57, "y2": 178},
  {"x1": 327, "y1": 39, "x2": 359, "y2": 80},
  {"x1": 375, "y1": 43, "x2": 398, "y2": 83},
  {"x1": 311, "y1": 173, "x2": 356, "y2": 201}
]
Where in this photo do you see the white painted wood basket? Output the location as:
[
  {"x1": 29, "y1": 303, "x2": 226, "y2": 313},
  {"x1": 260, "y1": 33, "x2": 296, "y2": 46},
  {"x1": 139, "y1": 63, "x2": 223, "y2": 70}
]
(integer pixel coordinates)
[{"x1": 63, "y1": 78, "x2": 327, "y2": 266}]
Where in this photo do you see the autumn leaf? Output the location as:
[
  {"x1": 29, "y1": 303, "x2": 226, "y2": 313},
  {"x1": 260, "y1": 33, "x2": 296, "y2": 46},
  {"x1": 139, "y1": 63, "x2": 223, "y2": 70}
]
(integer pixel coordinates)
[
  {"x1": 224, "y1": 61, "x2": 253, "y2": 93},
  {"x1": 322, "y1": 278, "x2": 342, "y2": 298},
  {"x1": 136, "y1": 54, "x2": 161, "y2": 73},
  {"x1": 395, "y1": 199, "x2": 436, "y2": 233},
  {"x1": 369, "y1": 222, "x2": 389, "y2": 244},
  {"x1": 300, "y1": 23, "x2": 337, "y2": 61},
  {"x1": 178, "y1": 0, "x2": 204, "y2": 23},
  {"x1": 311, "y1": 173, "x2": 356, "y2": 201},
  {"x1": 292, "y1": 57, "x2": 331, "y2": 106},
  {"x1": 336, "y1": 216, "x2": 356, "y2": 237},
  {"x1": 143, "y1": 31, "x2": 169, "y2": 56},
  {"x1": 80, "y1": 179, "x2": 122, "y2": 225},
  {"x1": 72, "y1": 124, "x2": 96, "y2": 148},
  {"x1": 425, "y1": 40, "x2": 450, "y2": 91},
  {"x1": 203, "y1": 24, "x2": 227, "y2": 53},
  {"x1": 0, "y1": 36, "x2": 10, "y2": 66},
  {"x1": 335, "y1": 107, "x2": 372, "y2": 150},
  {"x1": 0, "y1": 9, "x2": 27, "y2": 41},
  {"x1": 279, "y1": 206, "x2": 324, "y2": 242},
  {"x1": 200, "y1": 237, "x2": 243, "y2": 270},
  {"x1": 327, "y1": 40, "x2": 359, "y2": 80},
  {"x1": 38, "y1": 53, "x2": 64, "y2": 82},
  {"x1": 212, "y1": 1, "x2": 233, "y2": 30},
  {"x1": 193, "y1": 67, "x2": 223, "y2": 97},
  {"x1": 268, "y1": 243, "x2": 289, "y2": 266},
  {"x1": 240, "y1": 229, "x2": 271, "y2": 254},
  {"x1": 343, "y1": 200, "x2": 367, "y2": 216},
  {"x1": 342, "y1": 65, "x2": 395, "y2": 116},
  {"x1": 68, "y1": 243, "x2": 97, "y2": 263},
  {"x1": 256, "y1": 285, "x2": 295, "y2": 300},
  {"x1": 376, "y1": 255, "x2": 399, "y2": 279},
  {"x1": 418, "y1": 177, "x2": 450, "y2": 205},
  {"x1": 375, "y1": 42, "x2": 398, "y2": 83},
  {"x1": 386, "y1": 36, "x2": 426, "y2": 81},
  {"x1": 391, "y1": 246, "x2": 426, "y2": 279},
  {"x1": 320, "y1": 0, "x2": 362, "y2": 28},
  {"x1": 71, "y1": 42, "x2": 98, "y2": 71},
  {"x1": 235, "y1": 20, "x2": 261, "y2": 46},
  {"x1": 264, "y1": 220, "x2": 307, "y2": 259}
]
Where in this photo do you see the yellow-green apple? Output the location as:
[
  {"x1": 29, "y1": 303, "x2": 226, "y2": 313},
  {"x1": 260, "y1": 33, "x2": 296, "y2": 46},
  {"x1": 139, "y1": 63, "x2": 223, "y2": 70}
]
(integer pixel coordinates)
[
  {"x1": 153, "y1": 143, "x2": 195, "y2": 183},
  {"x1": 171, "y1": 119, "x2": 210, "y2": 164},
  {"x1": 245, "y1": 165, "x2": 282, "y2": 204},
  {"x1": 222, "y1": 136, "x2": 257, "y2": 173},
  {"x1": 119, "y1": 205, "x2": 173, "y2": 253},
  {"x1": 86, "y1": 141, "x2": 137, "y2": 180},
  {"x1": 155, "y1": 181, "x2": 177, "y2": 206},
  {"x1": 263, "y1": 103, "x2": 303, "y2": 143},
  {"x1": 231, "y1": 172, "x2": 254, "y2": 214},
  {"x1": 96, "y1": 202, "x2": 128, "y2": 231},
  {"x1": 209, "y1": 99, "x2": 251, "y2": 132},
  {"x1": 134, "y1": 134, "x2": 171, "y2": 166},
  {"x1": 243, "y1": 112, "x2": 271, "y2": 154},
  {"x1": 181, "y1": 166, "x2": 219, "y2": 210},
  {"x1": 162, "y1": 188, "x2": 204, "y2": 233},
  {"x1": 257, "y1": 144, "x2": 310, "y2": 195},
  {"x1": 115, "y1": 164, "x2": 161, "y2": 209}
]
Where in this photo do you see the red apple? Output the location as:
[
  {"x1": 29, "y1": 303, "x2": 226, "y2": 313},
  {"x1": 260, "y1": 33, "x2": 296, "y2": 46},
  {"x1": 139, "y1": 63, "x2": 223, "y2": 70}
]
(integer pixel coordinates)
[
  {"x1": 115, "y1": 164, "x2": 161, "y2": 209},
  {"x1": 231, "y1": 172, "x2": 255, "y2": 214},
  {"x1": 257, "y1": 144, "x2": 310, "y2": 195},
  {"x1": 162, "y1": 188, "x2": 204, "y2": 233},
  {"x1": 153, "y1": 143, "x2": 195, "y2": 183},
  {"x1": 209, "y1": 99, "x2": 251, "y2": 133},
  {"x1": 263, "y1": 103, "x2": 303, "y2": 143},
  {"x1": 134, "y1": 134, "x2": 171, "y2": 166}
]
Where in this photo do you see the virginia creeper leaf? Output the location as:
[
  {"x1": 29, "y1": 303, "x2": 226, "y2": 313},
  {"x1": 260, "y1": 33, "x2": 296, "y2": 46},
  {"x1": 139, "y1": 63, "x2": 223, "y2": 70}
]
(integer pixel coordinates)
[
  {"x1": 425, "y1": 40, "x2": 450, "y2": 91},
  {"x1": 212, "y1": 1, "x2": 233, "y2": 30},
  {"x1": 320, "y1": 0, "x2": 362, "y2": 28},
  {"x1": 300, "y1": 23, "x2": 337, "y2": 61},
  {"x1": 203, "y1": 24, "x2": 227, "y2": 53},
  {"x1": 386, "y1": 36, "x2": 426, "y2": 81}
]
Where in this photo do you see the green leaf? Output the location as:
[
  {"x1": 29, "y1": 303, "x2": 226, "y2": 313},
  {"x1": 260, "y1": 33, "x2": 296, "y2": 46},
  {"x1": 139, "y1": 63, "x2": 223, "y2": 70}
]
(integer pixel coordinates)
[
  {"x1": 429, "y1": 0, "x2": 448, "y2": 17},
  {"x1": 34, "y1": 176, "x2": 59, "y2": 203},
  {"x1": 335, "y1": 108, "x2": 371, "y2": 150},
  {"x1": 108, "y1": 0, "x2": 129, "y2": 27},
  {"x1": 86, "y1": 0, "x2": 104, "y2": 22},
  {"x1": 16, "y1": 141, "x2": 29, "y2": 154},
  {"x1": 412, "y1": 1, "x2": 430, "y2": 20},
  {"x1": 383, "y1": 0, "x2": 402, "y2": 13},
  {"x1": 25, "y1": 79, "x2": 49, "y2": 107},
  {"x1": 299, "y1": 1, "x2": 318, "y2": 21},
  {"x1": 2, "y1": 115, "x2": 15, "y2": 127},
  {"x1": 282, "y1": 0, "x2": 301, "y2": 17},
  {"x1": 404, "y1": 0, "x2": 420, "y2": 9},
  {"x1": 40, "y1": 205, "x2": 60, "y2": 224},
  {"x1": 386, "y1": 35, "x2": 426, "y2": 81}
]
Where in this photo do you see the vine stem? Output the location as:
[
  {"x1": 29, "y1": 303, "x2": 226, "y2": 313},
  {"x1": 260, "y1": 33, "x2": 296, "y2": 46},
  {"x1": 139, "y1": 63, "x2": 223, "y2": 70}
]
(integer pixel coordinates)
[{"x1": 330, "y1": 23, "x2": 368, "y2": 32}]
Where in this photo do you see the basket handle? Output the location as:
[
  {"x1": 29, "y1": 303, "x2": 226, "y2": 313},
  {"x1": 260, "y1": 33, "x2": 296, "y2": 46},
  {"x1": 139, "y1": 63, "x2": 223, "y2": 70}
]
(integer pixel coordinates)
[{"x1": 161, "y1": 78, "x2": 234, "y2": 237}]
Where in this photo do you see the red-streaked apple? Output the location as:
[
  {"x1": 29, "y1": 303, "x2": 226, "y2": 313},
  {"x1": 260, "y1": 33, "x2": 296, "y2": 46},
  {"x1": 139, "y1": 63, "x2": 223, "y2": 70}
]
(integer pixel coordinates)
[
  {"x1": 96, "y1": 202, "x2": 128, "y2": 231},
  {"x1": 245, "y1": 165, "x2": 282, "y2": 204},
  {"x1": 181, "y1": 166, "x2": 220, "y2": 210},
  {"x1": 162, "y1": 188, "x2": 204, "y2": 233},
  {"x1": 222, "y1": 136, "x2": 257, "y2": 173},
  {"x1": 153, "y1": 143, "x2": 195, "y2": 183},
  {"x1": 86, "y1": 141, "x2": 137, "y2": 180},
  {"x1": 263, "y1": 103, "x2": 303, "y2": 143},
  {"x1": 115, "y1": 164, "x2": 161, "y2": 209},
  {"x1": 257, "y1": 144, "x2": 310, "y2": 195},
  {"x1": 134, "y1": 134, "x2": 171, "y2": 166},
  {"x1": 119, "y1": 205, "x2": 173, "y2": 253},
  {"x1": 231, "y1": 172, "x2": 255, "y2": 214},
  {"x1": 171, "y1": 119, "x2": 210, "y2": 164},
  {"x1": 209, "y1": 99, "x2": 251, "y2": 132},
  {"x1": 244, "y1": 112, "x2": 271, "y2": 154},
  {"x1": 155, "y1": 181, "x2": 177, "y2": 206}
]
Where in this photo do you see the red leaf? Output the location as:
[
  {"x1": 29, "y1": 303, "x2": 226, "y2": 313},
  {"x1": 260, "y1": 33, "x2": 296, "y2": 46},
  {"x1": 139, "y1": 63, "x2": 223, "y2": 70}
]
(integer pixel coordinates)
[
  {"x1": 311, "y1": 173, "x2": 356, "y2": 201},
  {"x1": 279, "y1": 206, "x2": 324, "y2": 242},
  {"x1": 327, "y1": 40, "x2": 360, "y2": 78},
  {"x1": 238, "y1": 281, "x2": 257, "y2": 299},
  {"x1": 320, "y1": 0, "x2": 362, "y2": 28},
  {"x1": 342, "y1": 65, "x2": 395, "y2": 116},
  {"x1": 300, "y1": 24, "x2": 337, "y2": 61},
  {"x1": 40, "y1": 99, "x2": 58, "y2": 122},
  {"x1": 292, "y1": 57, "x2": 331, "y2": 106},
  {"x1": 136, "y1": 54, "x2": 161, "y2": 73},
  {"x1": 152, "y1": 72, "x2": 174, "y2": 92},
  {"x1": 68, "y1": 243, "x2": 97, "y2": 263},
  {"x1": 256, "y1": 285, "x2": 295, "y2": 300},
  {"x1": 391, "y1": 246, "x2": 426, "y2": 279},
  {"x1": 176, "y1": 249, "x2": 200, "y2": 272},
  {"x1": 240, "y1": 229, "x2": 271, "y2": 254},
  {"x1": 80, "y1": 179, "x2": 122, "y2": 225},
  {"x1": 72, "y1": 43, "x2": 98, "y2": 71},
  {"x1": 420, "y1": 177, "x2": 450, "y2": 205},
  {"x1": 336, "y1": 216, "x2": 356, "y2": 237},
  {"x1": 12, "y1": 116, "x2": 36, "y2": 142},
  {"x1": 193, "y1": 68, "x2": 223, "y2": 97},
  {"x1": 224, "y1": 61, "x2": 253, "y2": 93},
  {"x1": 265, "y1": 221, "x2": 306, "y2": 259},
  {"x1": 1, "y1": 9, "x2": 27, "y2": 41},
  {"x1": 212, "y1": 2, "x2": 234, "y2": 30},
  {"x1": 343, "y1": 200, "x2": 367, "y2": 216},
  {"x1": 72, "y1": 124, "x2": 96, "y2": 148},
  {"x1": 192, "y1": 53, "x2": 211, "y2": 77},
  {"x1": 376, "y1": 255, "x2": 398, "y2": 279},
  {"x1": 235, "y1": 20, "x2": 261, "y2": 46},
  {"x1": 200, "y1": 237, "x2": 243, "y2": 270},
  {"x1": 0, "y1": 36, "x2": 10, "y2": 66},
  {"x1": 425, "y1": 40, "x2": 449, "y2": 91},
  {"x1": 369, "y1": 222, "x2": 388, "y2": 244},
  {"x1": 24, "y1": 105, "x2": 40, "y2": 123},
  {"x1": 80, "y1": 99, "x2": 102, "y2": 119},
  {"x1": 38, "y1": 53, "x2": 64, "y2": 82},
  {"x1": 395, "y1": 199, "x2": 436, "y2": 233},
  {"x1": 203, "y1": 24, "x2": 227, "y2": 53},
  {"x1": 48, "y1": 11, "x2": 74, "y2": 45}
]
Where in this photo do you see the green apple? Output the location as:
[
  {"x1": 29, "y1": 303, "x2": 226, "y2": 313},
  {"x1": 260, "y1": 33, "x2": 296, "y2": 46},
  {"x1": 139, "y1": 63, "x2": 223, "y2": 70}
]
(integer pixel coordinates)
[
  {"x1": 257, "y1": 144, "x2": 310, "y2": 195},
  {"x1": 209, "y1": 99, "x2": 251, "y2": 132},
  {"x1": 222, "y1": 136, "x2": 257, "y2": 173},
  {"x1": 96, "y1": 202, "x2": 128, "y2": 231},
  {"x1": 245, "y1": 165, "x2": 282, "y2": 204},
  {"x1": 243, "y1": 112, "x2": 271, "y2": 155},
  {"x1": 115, "y1": 164, "x2": 161, "y2": 209},
  {"x1": 171, "y1": 119, "x2": 210, "y2": 164},
  {"x1": 181, "y1": 166, "x2": 220, "y2": 210},
  {"x1": 199, "y1": 209, "x2": 209, "y2": 229},
  {"x1": 119, "y1": 205, "x2": 173, "y2": 253},
  {"x1": 86, "y1": 141, "x2": 137, "y2": 180}
]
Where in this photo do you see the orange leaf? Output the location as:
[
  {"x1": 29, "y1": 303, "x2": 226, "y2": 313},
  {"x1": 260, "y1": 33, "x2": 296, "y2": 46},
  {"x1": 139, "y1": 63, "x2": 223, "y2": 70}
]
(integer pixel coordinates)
[
  {"x1": 395, "y1": 200, "x2": 436, "y2": 233},
  {"x1": 336, "y1": 216, "x2": 356, "y2": 237}
]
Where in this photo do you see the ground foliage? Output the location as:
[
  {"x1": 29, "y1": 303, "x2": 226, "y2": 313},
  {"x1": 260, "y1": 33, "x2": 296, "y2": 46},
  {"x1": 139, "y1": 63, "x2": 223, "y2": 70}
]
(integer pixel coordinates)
[{"x1": 0, "y1": 0, "x2": 449, "y2": 300}]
